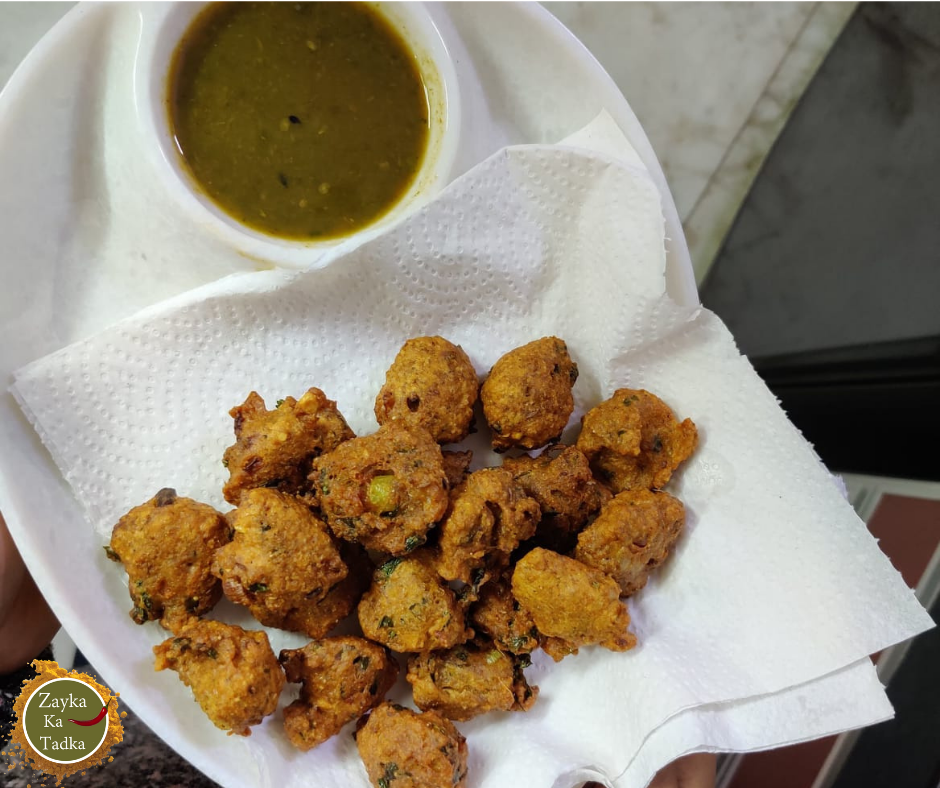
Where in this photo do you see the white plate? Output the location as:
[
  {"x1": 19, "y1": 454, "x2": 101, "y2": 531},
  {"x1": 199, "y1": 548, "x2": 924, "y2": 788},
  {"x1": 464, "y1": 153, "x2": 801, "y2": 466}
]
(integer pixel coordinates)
[{"x1": 0, "y1": 3, "x2": 695, "y2": 786}]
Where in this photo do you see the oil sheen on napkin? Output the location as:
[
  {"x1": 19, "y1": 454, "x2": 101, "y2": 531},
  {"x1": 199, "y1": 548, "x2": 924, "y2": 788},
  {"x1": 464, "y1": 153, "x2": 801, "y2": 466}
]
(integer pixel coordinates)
[{"x1": 11, "y1": 113, "x2": 932, "y2": 788}]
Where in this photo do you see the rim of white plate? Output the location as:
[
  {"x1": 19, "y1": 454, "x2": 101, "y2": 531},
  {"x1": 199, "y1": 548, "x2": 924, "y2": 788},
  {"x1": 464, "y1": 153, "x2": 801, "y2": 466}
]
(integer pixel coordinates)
[{"x1": 0, "y1": 3, "x2": 699, "y2": 787}]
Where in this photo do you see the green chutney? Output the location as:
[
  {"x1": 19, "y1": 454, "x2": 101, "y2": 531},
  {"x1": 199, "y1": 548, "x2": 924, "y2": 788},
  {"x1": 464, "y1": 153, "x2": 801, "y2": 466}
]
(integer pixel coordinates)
[{"x1": 169, "y1": 2, "x2": 430, "y2": 240}]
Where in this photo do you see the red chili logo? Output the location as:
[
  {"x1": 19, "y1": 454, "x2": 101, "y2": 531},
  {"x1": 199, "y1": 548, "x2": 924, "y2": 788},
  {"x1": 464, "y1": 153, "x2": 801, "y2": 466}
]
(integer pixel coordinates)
[{"x1": 68, "y1": 697, "x2": 112, "y2": 727}]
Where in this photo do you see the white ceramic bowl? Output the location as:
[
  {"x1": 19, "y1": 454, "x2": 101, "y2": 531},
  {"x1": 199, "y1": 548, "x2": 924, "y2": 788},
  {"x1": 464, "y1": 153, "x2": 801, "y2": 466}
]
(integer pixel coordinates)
[{"x1": 133, "y1": 1, "x2": 461, "y2": 269}]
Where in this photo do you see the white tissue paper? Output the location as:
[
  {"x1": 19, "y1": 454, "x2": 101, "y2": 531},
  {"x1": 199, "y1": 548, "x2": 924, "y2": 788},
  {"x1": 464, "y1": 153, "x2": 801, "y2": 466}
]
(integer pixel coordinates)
[{"x1": 12, "y1": 113, "x2": 933, "y2": 788}]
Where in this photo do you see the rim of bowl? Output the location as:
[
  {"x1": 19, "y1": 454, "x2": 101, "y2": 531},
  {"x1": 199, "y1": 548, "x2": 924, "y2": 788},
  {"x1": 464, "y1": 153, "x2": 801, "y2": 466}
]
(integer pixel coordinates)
[{"x1": 132, "y1": 1, "x2": 461, "y2": 270}]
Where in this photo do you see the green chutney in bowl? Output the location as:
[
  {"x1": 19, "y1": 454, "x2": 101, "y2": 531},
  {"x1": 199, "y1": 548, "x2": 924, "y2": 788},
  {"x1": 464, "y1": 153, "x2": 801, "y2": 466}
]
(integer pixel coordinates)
[
  {"x1": 169, "y1": 2, "x2": 430, "y2": 241},
  {"x1": 134, "y1": 1, "x2": 460, "y2": 268}
]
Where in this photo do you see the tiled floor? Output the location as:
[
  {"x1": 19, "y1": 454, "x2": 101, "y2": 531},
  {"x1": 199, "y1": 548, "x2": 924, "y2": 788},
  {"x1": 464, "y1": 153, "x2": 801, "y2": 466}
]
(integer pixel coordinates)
[{"x1": 701, "y1": 2, "x2": 940, "y2": 360}]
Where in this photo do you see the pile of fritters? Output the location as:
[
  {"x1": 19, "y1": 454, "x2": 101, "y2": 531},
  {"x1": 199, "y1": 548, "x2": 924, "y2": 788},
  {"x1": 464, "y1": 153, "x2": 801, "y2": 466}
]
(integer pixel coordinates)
[{"x1": 105, "y1": 335, "x2": 697, "y2": 788}]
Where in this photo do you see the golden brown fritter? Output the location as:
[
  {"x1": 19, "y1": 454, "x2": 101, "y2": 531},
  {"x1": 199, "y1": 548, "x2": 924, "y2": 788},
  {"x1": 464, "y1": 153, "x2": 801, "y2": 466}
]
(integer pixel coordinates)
[
  {"x1": 312, "y1": 422, "x2": 449, "y2": 555},
  {"x1": 511, "y1": 548, "x2": 636, "y2": 653},
  {"x1": 280, "y1": 544, "x2": 371, "y2": 638},
  {"x1": 210, "y1": 488, "x2": 348, "y2": 633},
  {"x1": 575, "y1": 489, "x2": 685, "y2": 596},
  {"x1": 480, "y1": 337, "x2": 578, "y2": 451},
  {"x1": 576, "y1": 389, "x2": 697, "y2": 493},
  {"x1": 540, "y1": 637, "x2": 580, "y2": 663},
  {"x1": 358, "y1": 551, "x2": 471, "y2": 653},
  {"x1": 222, "y1": 388, "x2": 354, "y2": 505},
  {"x1": 469, "y1": 578, "x2": 539, "y2": 655},
  {"x1": 504, "y1": 445, "x2": 611, "y2": 552},
  {"x1": 407, "y1": 643, "x2": 537, "y2": 721},
  {"x1": 375, "y1": 337, "x2": 479, "y2": 444},
  {"x1": 436, "y1": 468, "x2": 540, "y2": 585},
  {"x1": 107, "y1": 488, "x2": 229, "y2": 628},
  {"x1": 153, "y1": 619, "x2": 284, "y2": 736},
  {"x1": 278, "y1": 637, "x2": 399, "y2": 751},
  {"x1": 356, "y1": 703, "x2": 468, "y2": 788},
  {"x1": 441, "y1": 450, "x2": 473, "y2": 491}
]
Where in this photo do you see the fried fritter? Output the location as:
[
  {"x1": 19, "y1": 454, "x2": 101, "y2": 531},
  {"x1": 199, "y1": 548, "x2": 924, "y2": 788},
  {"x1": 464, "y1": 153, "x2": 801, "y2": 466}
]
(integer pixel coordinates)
[
  {"x1": 356, "y1": 703, "x2": 468, "y2": 788},
  {"x1": 312, "y1": 422, "x2": 449, "y2": 555},
  {"x1": 278, "y1": 637, "x2": 399, "y2": 751},
  {"x1": 407, "y1": 643, "x2": 537, "y2": 721},
  {"x1": 436, "y1": 468, "x2": 540, "y2": 585},
  {"x1": 540, "y1": 637, "x2": 580, "y2": 662},
  {"x1": 575, "y1": 489, "x2": 685, "y2": 596},
  {"x1": 222, "y1": 388, "x2": 354, "y2": 505},
  {"x1": 280, "y1": 544, "x2": 372, "y2": 638},
  {"x1": 469, "y1": 578, "x2": 539, "y2": 655},
  {"x1": 107, "y1": 487, "x2": 229, "y2": 627},
  {"x1": 358, "y1": 551, "x2": 471, "y2": 653},
  {"x1": 441, "y1": 450, "x2": 473, "y2": 491},
  {"x1": 375, "y1": 337, "x2": 479, "y2": 444},
  {"x1": 480, "y1": 337, "x2": 578, "y2": 451},
  {"x1": 211, "y1": 488, "x2": 348, "y2": 633},
  {"x1": 512, "y1": 548, "x2": 636, "y2": 653},
  {"x1": 504, "y1": 445, "x2": 611, "y2": 553},
  {"x1": 153, "y1": 619, "x2": 284, "y2": 736},
  {"x1": 576, "y1": 389, "x2": 697, "y2": 493}
]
